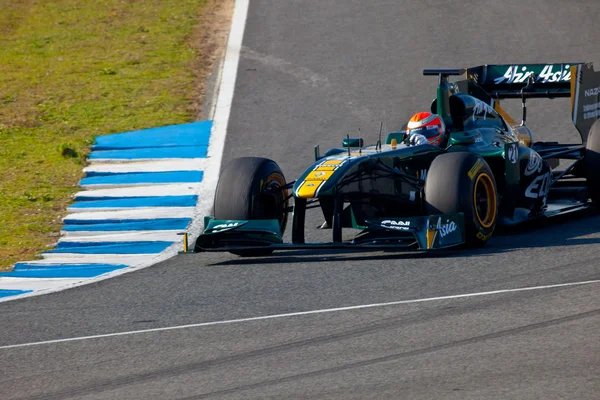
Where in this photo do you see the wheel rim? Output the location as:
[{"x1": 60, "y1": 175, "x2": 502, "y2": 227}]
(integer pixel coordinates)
[
  {"x1": 263, "y1": 172, "x2": 288, "y2": 229},
  {"x1": 473, "y1": 172, "x2": 496, "y2": 229}
]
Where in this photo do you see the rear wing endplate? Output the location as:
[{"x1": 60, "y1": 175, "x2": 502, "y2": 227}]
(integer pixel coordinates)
[{"x1": 571, "y1": 63, "x2": 600, "y2": 143}]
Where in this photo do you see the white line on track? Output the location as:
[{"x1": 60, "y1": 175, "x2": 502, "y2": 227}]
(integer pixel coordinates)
[{"x1": 2, "y1": 279, "x2": 599, "y2": 350}]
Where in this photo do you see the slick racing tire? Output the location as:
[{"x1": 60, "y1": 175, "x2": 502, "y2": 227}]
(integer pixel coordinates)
[
  {"x1": 214, "y1": 157, "x2": 288, "y2": 256},
  {"x1": 585, "y1": 119, "x2": 600, "y2": 208},
  {"x1": 425, "y1": 152, "x2": 498, "y2": 247}
]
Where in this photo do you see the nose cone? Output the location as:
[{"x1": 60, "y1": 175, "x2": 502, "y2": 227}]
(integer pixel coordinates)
[{"x1": 294, "y1": 158, "x2": 348, "y2": 198}]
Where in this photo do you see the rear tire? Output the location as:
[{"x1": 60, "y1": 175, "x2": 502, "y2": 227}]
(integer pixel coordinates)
[
  {"x1": 214, "y1": 157, "x2": 288, "y2": 256},
  {"x1": 585, "y1": 120, "x2": 600, "y2": 207},
  {"x1": 425, "y1": 152, "x2": 498, "y2": 247}
]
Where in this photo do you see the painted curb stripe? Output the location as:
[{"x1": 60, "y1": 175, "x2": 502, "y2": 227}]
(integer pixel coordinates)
[
  {"x1": 62, "y1": 229, "x2": 180, "y2": 238},
  {"x1": 92, "y1": 121, "x2": 212, "y2": 150},
  {"x1": 0, "y1": 289, "x2": 33, "y2": 298},
  {"x1": 75, "y1": 184, "x2": 201, "y2": 200},
  {"x1": 69, "y1": 196, "x2": 198, "y2": 209},
  {"x1": 0, "y1": 278, "x2": 90, "y2": 293},
  {"x1": 84, "y1": 159, "x2": 207, "y2": 175},
  {"x1": 63, "y1": 207, "x2": 194, "y2": 222},
  {"x1": 0, "y1": 264, "x2": 129, "y2": 279},
  {"x1": 3, "y1": 0, "x2": 248, "y2": 302},
  {"x1": 38, "y1": 254, "x2": 155, "y2": 263},
  {"x1": 59, "y1": 231, "x2": 184, "y2": 243},
  {"x1": 88, "y1": 146, "x2": 208, "y2": 160},
  {"x1": 62, "y1": 218, "x2": 191, "y2": 231},
  {"x1": 47, "y1": 241, "x2": 174, "y2": 254},
  {"x1": 54, "y1": 241, "x2": 171, "y2": 249},
  {"x1": 79, "y1": 171, "x2": 204, "y2": 186}
]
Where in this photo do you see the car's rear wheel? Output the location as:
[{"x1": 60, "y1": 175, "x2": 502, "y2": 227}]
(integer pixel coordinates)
[
  {"x1": 425, "y1": 152, "x2": 498, "y2": 247},
  {"x1": 585, "y1": 119, "x2": 600, "y2": 207},
  {"x1": 214, "y1": 157, "x2": 288, "y2": 256}
]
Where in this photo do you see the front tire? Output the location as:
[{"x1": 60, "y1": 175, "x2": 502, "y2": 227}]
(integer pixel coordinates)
[
  {"x1": 425, "y1": 152, "x2": 498, "y2": 247},
  {"x1": 214, "y1": 157, "x2": 288, "y2": 256}
]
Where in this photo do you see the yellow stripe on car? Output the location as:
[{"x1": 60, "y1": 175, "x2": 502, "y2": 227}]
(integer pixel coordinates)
[
  {"x1": 494, "y1": 101, "x2": 516, "y2": 125},
  {"x1": 296, "y1": 180, "x2": 324, "y2": 198},
  {"x1": 295, "y1": 158, "x2": 348, "y2": 198},
  {"x1": 426, "y1": 229, "x2": 436, "y2": 249}
]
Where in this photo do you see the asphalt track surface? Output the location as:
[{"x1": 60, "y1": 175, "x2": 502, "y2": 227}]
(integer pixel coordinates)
[{"x1": 2, "y1": 0, "x2": 600, "y2": 399}]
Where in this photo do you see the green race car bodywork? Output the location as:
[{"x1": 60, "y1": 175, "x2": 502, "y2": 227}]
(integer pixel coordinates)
[{"x1": 192, "y1": 63, "x2": 600, "y2": 255}]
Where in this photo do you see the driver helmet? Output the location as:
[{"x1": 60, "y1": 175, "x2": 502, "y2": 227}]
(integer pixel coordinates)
[{"x1": 407, "y1": 112, "x2": 446, "y2": 146}]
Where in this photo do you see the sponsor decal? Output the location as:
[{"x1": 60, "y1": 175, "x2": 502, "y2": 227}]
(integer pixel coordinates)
[
  {"x1": 468, "y1": 159, "x2": 484, "y2": 179},
  {"x1": 474, "y1": 136, "x2": 484, "y2": 143},
  {"x1": 381, "y1": 220, "x2": 411, "y2": 231},
  {"x1": 307, "y1": 170, "x2": 333, "y2": 181},
  {"x1": 584, "y1": 86, "x2": 600, "y2": 97},
  {"x1": 418, "y1": 169, "x2": 428, "y2": 181},
  {"x1": 211, "y1": 222, "x2": 240, "y2": 232},
  {"x1": 297, "y1": 158, "x2": 347, "y2": 197},
  {"x1": 583, "y1": 102, "x2": 600, "y2": 112},
  {"x1": 296, "y1": 180, "x2": 325, "y2": 198},
  {"x1": 506, "y1": 143, "x2": 518, "y2": 164},
  {"x1": 472, "y1": 98, "x2": 495, "y2": 120},
  {"x1": 476, "y1": 231, "x2": 493, "y2": 241},
  {"x1": 493, "y1": 64, "x2": 571, "y2": 85},
  {"x1": 537, "y1": 64, "x2": 571, "y2": 83},
  {"x1": 524, "y1": 152, "x2": 543, "y2": 176},
  {"x1": 525, "y1": 171, "x2": 551, "y2": 199},
  {"x1": 583, "y1": 101, "x2": 600, "y2": 120},
  {"x1": 436, "y1": 217, "x2": 457, "y2": 238},
  {"x1": 583, "y1": 110, "x2": 600, "y2": 120}
]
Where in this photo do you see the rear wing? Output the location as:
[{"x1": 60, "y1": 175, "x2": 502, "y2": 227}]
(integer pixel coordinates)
[
  {"x1": 449, "y1": 63, "x2": 600, "y2": 143},
  {"x1": 465, "y1": 63, "x2": 579, "y2": 99}
]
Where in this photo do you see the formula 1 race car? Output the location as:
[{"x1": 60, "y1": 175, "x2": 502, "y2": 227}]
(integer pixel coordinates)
[{"x1": 192, "y1": 62, "x2": 600, "y2": 255}]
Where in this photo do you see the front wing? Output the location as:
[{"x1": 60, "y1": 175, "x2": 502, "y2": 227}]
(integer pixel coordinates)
[{"x1": 191, "y1": 213, "x2": 465, "y2": 253}]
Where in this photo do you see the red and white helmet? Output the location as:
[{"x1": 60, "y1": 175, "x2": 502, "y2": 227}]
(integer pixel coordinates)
[{"x1": 407, "y1": 112, "x2": 446, "y2": 146}]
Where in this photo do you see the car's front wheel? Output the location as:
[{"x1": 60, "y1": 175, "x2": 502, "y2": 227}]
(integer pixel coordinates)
[
  {"x1": 214, "y1": 157, "x2": 288, "y2": 256},
  {"x1": 424, "y1": 152, "x2": 498, "y2": 247}
]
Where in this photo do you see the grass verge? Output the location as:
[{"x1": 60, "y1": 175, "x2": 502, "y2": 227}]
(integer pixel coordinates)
[{"x1": 0, "y1": 0, "x2": 232, "y2": 270}]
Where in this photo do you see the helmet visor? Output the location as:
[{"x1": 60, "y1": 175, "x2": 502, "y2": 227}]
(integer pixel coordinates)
[{"x1": 410, "y1": 125, "x2": 441, "y2": 139}]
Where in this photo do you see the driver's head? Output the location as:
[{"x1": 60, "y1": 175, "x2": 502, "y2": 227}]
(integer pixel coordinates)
[{"x1": 407, "y1": 112, "x2": 446, "y2": 146}]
